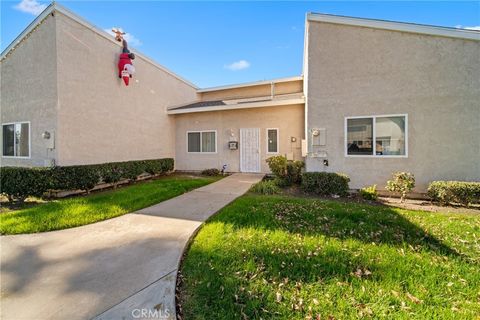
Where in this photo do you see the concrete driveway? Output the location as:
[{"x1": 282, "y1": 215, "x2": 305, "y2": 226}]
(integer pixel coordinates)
[{"x1": 0, "y1": 173, "x2": 263, "y2": 320}]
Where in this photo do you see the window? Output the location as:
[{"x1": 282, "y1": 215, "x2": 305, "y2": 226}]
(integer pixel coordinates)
[
  {"x1": 267, "y1": 128, "x2": 279, "y2": 153},
  {"x1": 188, "y1": 132, "x2": 201, "y2": 152},
  {"x1": 187, "y1": 131, "x2": 216, "y2": 153},
  {"x1": 346, "y1": 115, "x2": 407, "y2": 157},
  {"x1": 2, "y1": 122, "x2": 30, "y2": 158}
]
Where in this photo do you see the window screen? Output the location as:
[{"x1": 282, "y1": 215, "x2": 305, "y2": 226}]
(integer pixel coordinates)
[
  {"x1": 2, "y1": 122, "x2": 29, "y2": 157},
  {"x1": 187, "y1": 131, "x2": 216, "y2": 153},
  {"x1": 375, "y1": 116, "x2": 405, "y2": 156},
  {"x1": 347, "y1": 118, "x2": 373, "y2": 155},
  {"x1": 202, "y1": 131, "x2": 216, "y2": 153},
  {"x1": 187, "y1": 132, "x2": 201, "y2": 152},
  {"x1": 2, "y1": 124, "x2": 14, "y2": 156},
  {"x1": 346, "y1": 115, "x2": 406, "y2": 156}
]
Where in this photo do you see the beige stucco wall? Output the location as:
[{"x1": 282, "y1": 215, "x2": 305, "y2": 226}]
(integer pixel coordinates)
[
  {"x1": 174, "y1": 104, "x2": 304, "y2": 173},
  {"x1": 54, "y1": 12, "x2": 197, "y2": 166},
  {"x1": 0, "y1": 15, "x2": 58, "y2": 167},
  {"x1": 199, "y1": 79, "x2": 303, "y2": 101},
  {"x1": 305, "y1": 20, "x2": 480, "y2": 191}
]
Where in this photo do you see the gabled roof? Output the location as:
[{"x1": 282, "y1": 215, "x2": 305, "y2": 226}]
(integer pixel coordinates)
[
  {"x1": 0, "y1": 3, "x2": 198, "y2": 89},
  {"x1": 307, "y1": 12, "x2": 480, "y2": 41}
]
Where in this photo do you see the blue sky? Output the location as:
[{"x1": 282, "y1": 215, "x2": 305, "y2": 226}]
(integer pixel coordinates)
[{"x1": 1, "y1": 1, "x2": 479, "y2": 88}]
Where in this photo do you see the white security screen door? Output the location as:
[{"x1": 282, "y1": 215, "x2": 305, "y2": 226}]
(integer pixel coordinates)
[{"x1": 240, "y1": 128, "x2": 260, "y2": 173}]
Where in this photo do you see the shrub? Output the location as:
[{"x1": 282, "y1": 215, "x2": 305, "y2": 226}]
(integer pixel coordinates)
[
  {"x1": 285, "y1": 161, "x2": 304, "y2": 185},
  {"x1": 51, "y1": 165, "x2": 101, "y2": 194},
  {"x1": 301, "y1": 172, "x2": 350, "y2": 196},
  {"x1": 0, "y1": 167, "x2": 51, "y2": 202},
  {"x1": 143, "y1": 159, "x2": 173, "y2": 175},
  {"x1": 386, "y1": 172, "x2": 415, "y2": 202},
  {"x1": 266, "y1": 156, "x2": 304, "y2": 186},
  {"x1": 359, "y1": 185, "x2": 378, "y2": 201},
  {"x1": 0, "y1": 158, "x2": 174, "y2": 199},
  {"x1": 266, "y1": 155, "x2": 288, "y2": 178},
  {"x1": 143, "y1": 160, "x2": 161, "y2": 175},
  {"x1": 101, "y1": 163, "x2": 124, "y2": 188},
  {"x1": 272, "y1": 177, "x2": 290, "y2": 188},
  {"x1": 201, "y1": 168, "x2": 221, "y2": 176},
  {"x1": 427, "y1": 181, "x2": 480, "y2": 206},
  {"x1": 250, "y1": 180, "x2": 281, "y2": 195},
  {"x1": 160, "y1": 158, "x2": 174, "y2": 173},
  {"x1": 122, "y1": 161, "x2": 145, "y2": 182}
]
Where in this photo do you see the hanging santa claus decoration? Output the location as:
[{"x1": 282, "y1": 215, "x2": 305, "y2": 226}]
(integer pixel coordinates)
[{"x1": 112, "y1": 28, "x2": 136, "y2": 86}]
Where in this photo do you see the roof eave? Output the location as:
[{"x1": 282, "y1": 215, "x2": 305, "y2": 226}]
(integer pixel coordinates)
[
  {"x1": 197, "y1": 75, "x2": 303, "y2": 93},
  {"x1": 167, "y1": 97, "x2": 305, "y2": 115},
  {"x1": 1, "y1": 3, "x2": 55, "y2": 60},
  {"x1": 307, "y1": 12, "x2": 480, "y2": 41}
]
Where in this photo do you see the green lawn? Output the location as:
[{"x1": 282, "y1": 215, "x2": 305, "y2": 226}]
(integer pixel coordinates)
[
  {"x1": 178, "y1": 194, "x2": 480, "y2": 319},
  {"x1": 0, "y1": 175, "x2": 220, "y2": 235}
]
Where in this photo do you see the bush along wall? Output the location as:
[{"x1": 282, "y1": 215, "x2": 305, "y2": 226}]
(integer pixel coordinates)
[
  {"x1": 301, "y1": 172, "x2": 350, "y2": 196},
  {"x1": 0, "y1": 158, "x2": 174, "y2": 202},
  {"x1": 0, "y1": 167, "x2": 51, "y2": 202},
  {"x1": 265, "y1": 155, "x2": 304, "y2": 186},
  {"x1": 427, "y1": 181, "x2": 480, "y2": 206}
]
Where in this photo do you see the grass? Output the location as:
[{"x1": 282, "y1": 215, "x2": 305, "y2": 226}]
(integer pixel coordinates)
[
  {"x1": 178, "y1": 194, "x2": 480, "y2": 319},
  {"x1": 0, "y1": 175, "x2": 220, "y2": 235}
]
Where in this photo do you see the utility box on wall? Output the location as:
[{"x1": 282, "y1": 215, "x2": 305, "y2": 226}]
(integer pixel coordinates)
[
  {"x1": 312, "y1": 128, "x2": 326, "y2": 146},
  {"x1": 309, "y1": 128, "x2": 327, "y2": 158}
]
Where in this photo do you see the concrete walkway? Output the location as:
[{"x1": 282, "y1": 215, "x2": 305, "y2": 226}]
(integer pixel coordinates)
[{"x1": 0, "y1": 173, "x2": 263, "y2": 320}]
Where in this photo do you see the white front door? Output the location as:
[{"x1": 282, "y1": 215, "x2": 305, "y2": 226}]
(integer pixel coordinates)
[{"x1": 240, "y1": 128, "x2": 260, "y2": 173}]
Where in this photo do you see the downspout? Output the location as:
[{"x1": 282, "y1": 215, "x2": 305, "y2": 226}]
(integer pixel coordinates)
[{"x1": 303, "y1": 13, "x2": 310, "y2": 167}]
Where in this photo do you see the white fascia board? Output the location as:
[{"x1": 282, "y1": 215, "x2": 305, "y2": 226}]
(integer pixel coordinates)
[
  {"x1": 307, "y1": 13, "x2": 480, "y2": 41},
  {"x1": 167, "y1": 98, "x2": 305, "y2": 115},
  {"x1": 1, "y1": 3, "x2": 198, "y2": 89},
  {"x1": 197, "y1": 76, "x2": 303, "y2": 93}
]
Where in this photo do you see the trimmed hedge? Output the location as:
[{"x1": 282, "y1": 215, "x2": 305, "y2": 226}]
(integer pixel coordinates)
[
  {"x1": 301, "y1": 172, "x2": 350, "y2": 196},
  {"x1": 427, "y1": 181, "x2": 480, "y2": 206},
  {"x1": 123, "y1": 161, "x2": 145, "y2": 182},
  {"x1": 0, "y1": 158, "x2": 174, "y2": 201},
  {"x1": 50, "y1": 165, "x2": 101, "y2": 193},
  {"x1": 0, "y1": 167, "x2": 51, "y2": 202}
]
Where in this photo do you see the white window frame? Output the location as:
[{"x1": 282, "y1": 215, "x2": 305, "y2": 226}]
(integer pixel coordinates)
[
  {"x1": 1, "y1": 121, "x2": 31, "y2": 159},
  {"x1": 344, "y1": 114, "x2": 408, "y2": 158},
  {"x1": 266, "y1": 128, "x2": 279, "y2": 154},
  {"x1": 186, "y1": 130, "x2": 217, "y2": 153}
]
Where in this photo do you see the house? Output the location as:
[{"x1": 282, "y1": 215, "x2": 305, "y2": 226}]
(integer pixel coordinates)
[
  {"x1": 168, "y1": 77, "x2": 305, "y2": 173},
  {"x1": 1, "y1": 3, "x2": 479, "y2": 192},
  {"x1": 303, "y1": 13, "x2": 480, "y2": 190},
  {"x1": 1, "y1": 4, "x2": 197, "y2": 168}
]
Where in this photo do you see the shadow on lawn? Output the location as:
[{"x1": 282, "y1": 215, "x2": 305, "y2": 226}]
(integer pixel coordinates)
[
  {"x1": 212, "y1": 196, "x2": 463, "y2": 259},
  {"x1": 179, "y1": 244, "x2": 378, "y2": 319},
  {"x1": 177, "y1": 197, "x2": 468, "y2": 319}
]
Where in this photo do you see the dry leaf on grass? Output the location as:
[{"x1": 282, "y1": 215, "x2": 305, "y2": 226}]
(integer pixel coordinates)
[
  {"x1": 276, "y1": 292, "x2": 282, "y2": 303},
  {"x1": 406, "y1": 292, "x2": 422, "y2": 304}
]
